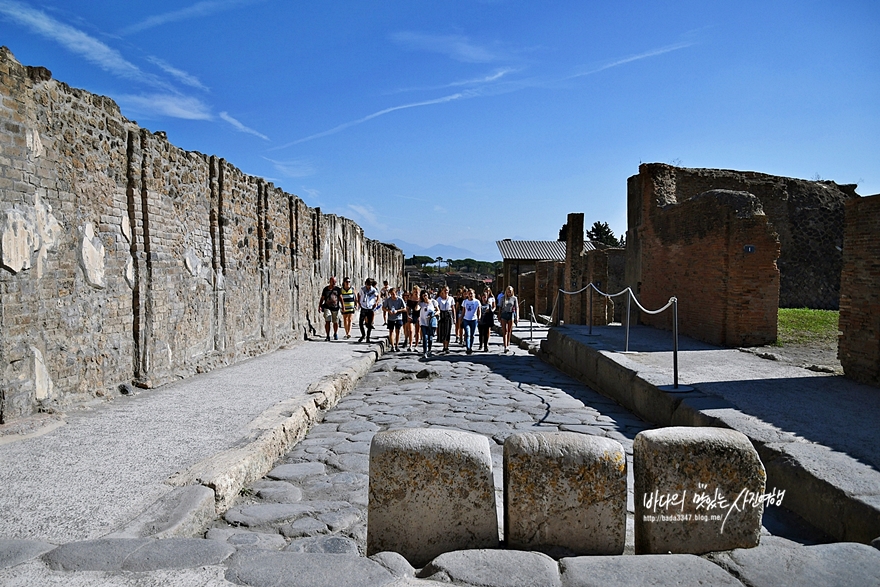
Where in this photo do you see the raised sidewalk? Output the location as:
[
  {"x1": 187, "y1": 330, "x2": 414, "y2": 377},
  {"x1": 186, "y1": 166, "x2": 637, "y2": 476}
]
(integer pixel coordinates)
[{"x1": 524, "y1": 322, "x2": 880, "y2": 544}]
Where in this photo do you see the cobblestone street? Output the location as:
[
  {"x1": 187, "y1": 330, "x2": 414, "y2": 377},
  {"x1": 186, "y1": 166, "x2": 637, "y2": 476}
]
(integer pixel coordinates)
[{"x1": 211, "y1": 338, "x2": 652, "y2": 555}]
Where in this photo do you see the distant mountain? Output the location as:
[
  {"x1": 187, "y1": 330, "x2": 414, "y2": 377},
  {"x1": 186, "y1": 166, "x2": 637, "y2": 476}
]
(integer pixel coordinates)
[{"x1": 390, "y1": 239, "x2": 501, "y2": 262}]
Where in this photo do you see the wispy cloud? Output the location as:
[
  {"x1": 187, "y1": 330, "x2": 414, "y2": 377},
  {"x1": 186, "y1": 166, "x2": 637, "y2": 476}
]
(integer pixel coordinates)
[
  {"x1": 275, "y1": 40, "x2": 695, "y2": 149},
  {"x1": 391, "y1": 32, "x2": 501, "y2": 63},
  {"x1": 119, "y1": 0, "x2": 257, "y2": 35},
  {"x1": 566, "y1": 42, "x2": 695, "y2": 80},
  {"x1": 271, "y1": 93, "x2": 466, "y2": 150},
  {"x1": 262, "y1": 157, "x2": 315, "y2": 178},
  {"x1": 347, "y1": 204, "x2": 387, "y2": 232},
  {"x1": 147, "y1": 56, "x2": 209, "y2": 91},
  {"x1": 220, "y1": 111, "x2": 269, "y2": 140},
  {"x1": 116, "y1": 94, "x2": 212, "y2": 120},
  {"x1": 390, "y1": 67, "x2": 516, "y2": 94},
  {"x1": 0, "y1": 0, "x2": 167, "y2": 87}
]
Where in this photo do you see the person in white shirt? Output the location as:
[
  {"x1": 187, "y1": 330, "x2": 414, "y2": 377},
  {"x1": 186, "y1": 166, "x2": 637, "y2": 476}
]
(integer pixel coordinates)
[
  {"x1": 460, "y1": 288, "x2": 481, "y2": 355},
  {"x1": 357, "y1": 278, "x2": 380, "y2": 343},
  {"x1": 435, "y1": 286, "x2": 455, "y2": 354},
  {"x1": 418, "y1": 290, "x2": 440, "y2": 358},
  {"x1": 499, "y1": 285, "x2": 519, "y2": 353}
]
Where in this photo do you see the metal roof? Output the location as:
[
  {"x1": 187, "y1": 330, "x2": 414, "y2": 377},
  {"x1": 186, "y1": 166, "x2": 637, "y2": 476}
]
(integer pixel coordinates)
[{"x1": 495, "y1": 239, "x2": 596, "y2": 261}]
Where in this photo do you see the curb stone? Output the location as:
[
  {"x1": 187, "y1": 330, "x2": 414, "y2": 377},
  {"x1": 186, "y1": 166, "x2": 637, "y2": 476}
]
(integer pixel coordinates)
[{"x1": 150, "y1": 342, "x2": 387, "y2": 536}]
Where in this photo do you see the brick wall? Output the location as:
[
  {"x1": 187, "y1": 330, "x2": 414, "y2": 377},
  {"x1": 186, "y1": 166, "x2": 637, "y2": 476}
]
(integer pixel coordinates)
[
  {"x1": 838, "y1": 194, "x2": 880, "y2": 387},
  {"x1": 517, "y1": 271, "x2": 536, "y2": 320},
  {"x1": 563, "y1": 213, "x2": 586, "y2": 325},
  {"x1": 627, "y1": 165, "x2": 780, "y2": 347},
  {"x1": 629, "y1": 163, "x2": 857, "y2": 309},
  {"x1": 0, "y1": 49, "x2": 402, "y2": 423}
]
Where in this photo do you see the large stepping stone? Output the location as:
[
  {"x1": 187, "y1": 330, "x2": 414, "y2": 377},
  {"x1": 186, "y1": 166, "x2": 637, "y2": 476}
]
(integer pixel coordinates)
[
  {"x1": 226, "y1": 551, "x2": 392, "y2": 587},
  {"x1": 367, "y1": 428, "x2": 498, "y2": 566},
  {"x1": 707, "y1": 536, "x2": 880, "y2": 587},
  {"x1": 559, "y1": 554, "x2": 745, "y2": 587},
  {"x1": 504, "y1": 432, "x2": 626, "y2": 555},
  {"x1": 633, "y1": 427, "x2": 766, "y2": 554},
  {"x1": 420, "y1": 549, "x2": 561, "y2": 587}
]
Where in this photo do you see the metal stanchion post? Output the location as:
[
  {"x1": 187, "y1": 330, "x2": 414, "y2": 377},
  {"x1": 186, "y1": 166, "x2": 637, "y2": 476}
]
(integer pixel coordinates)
[
  {"x1": 588, "y1": 285, "x2": 593, "y2": 335},
  {"x1": 659, "y1": 297, "x2": 692, "y2": 393},
  {"x1": 624, "y1": 290, "x2": 631, "y2": 353}
]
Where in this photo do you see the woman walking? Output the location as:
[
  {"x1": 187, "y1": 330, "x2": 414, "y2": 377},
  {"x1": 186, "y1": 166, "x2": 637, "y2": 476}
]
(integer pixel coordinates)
[
  {"x1": 499, "y1": 285, "x2": 519, "y2": 353},
  {"x1": 418, "y1": 290, "x2": 439, "y2": 359},
  {"x1": 339, "y1": 277, "x2": 356, "y2": 339},
  {"x1": 460, "y1": 288, "x2": 481, "y2": 355},
  {"x1": 435, "y1": 286, "x2": 455, "y2": 354},
  {"x1": 477, "y1": 290, "x2": 494, "y2": 352},
  {"x1": 407, "y1": 285, "x2": 421, "y2": 352}
]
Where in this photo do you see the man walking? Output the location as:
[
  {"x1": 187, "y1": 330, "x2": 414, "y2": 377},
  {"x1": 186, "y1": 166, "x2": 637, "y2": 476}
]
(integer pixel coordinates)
[
  {"x1": 357, "y1": 278, "x2": 380, "y2": 343},
  {"x1": 383, "y1": 287, "x2": 405, "y2": 351},
  {"x1": 319, "y1": 276, "x2": 342, "y2": 341}
]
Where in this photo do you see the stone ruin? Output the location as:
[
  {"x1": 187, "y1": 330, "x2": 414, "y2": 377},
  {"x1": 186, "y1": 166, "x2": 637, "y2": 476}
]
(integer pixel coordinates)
[{"x1": 0, "y1": 48, "x2": 403, "y2": 423}]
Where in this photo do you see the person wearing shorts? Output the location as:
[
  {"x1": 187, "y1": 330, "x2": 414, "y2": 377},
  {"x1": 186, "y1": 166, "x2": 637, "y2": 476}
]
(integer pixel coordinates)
[
  {"x1": 499, "y1": 285, "x2": 519, "y2": 353},
  {"x1": 339, "y1": 277, "x2": 356, "y2": 339},
  {"x1": 319, "y1": 276, "x2": 342, "y2": 341},
  {"x1": 383, "y1": 287, "x2": 405, "y2": 351}
]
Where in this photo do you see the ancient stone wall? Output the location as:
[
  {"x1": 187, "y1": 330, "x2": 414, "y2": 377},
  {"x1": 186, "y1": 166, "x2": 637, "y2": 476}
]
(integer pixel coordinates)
[
  {"x1": 628, "y1": 164, "x2": 858, "y2": 310},
  {"x1": 563, "y1": 213, "x2": 586, "y2": 325},
  {"x1": 0, "y1": 48, "x2": 402, "y2": 423},
  {"x1": 627, "y1": 167, "x2": 780, "y2": 346},
  {"x1": 838, "y1": 194, "x2": 880, "y2": 387}
]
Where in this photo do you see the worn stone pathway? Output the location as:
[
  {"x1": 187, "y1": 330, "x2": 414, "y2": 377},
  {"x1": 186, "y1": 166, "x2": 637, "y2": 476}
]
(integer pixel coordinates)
[{"x1": 210, "y1": 340, "x2": 650, "y2": 555}]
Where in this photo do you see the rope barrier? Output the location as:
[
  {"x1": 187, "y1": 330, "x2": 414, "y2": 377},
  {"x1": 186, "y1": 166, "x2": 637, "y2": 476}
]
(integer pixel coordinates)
[{"x1": 550, "y1": 282, "x2": 686, "y2": 389}]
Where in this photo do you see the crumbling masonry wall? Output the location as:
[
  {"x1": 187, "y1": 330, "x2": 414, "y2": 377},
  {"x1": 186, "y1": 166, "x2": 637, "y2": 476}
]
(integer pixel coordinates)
[
  {"x1": 628, "y1": 164, "x2": 858, "y2": 310},
  {"x1": 627, "y1": 165, "x2": 780, "y2": 346},
  {"x1": 838, "y1": 194, "x2": 880, "y2": 387},
  {"x1": 0, "y1": 48, "x2": 402, "y2": 423}
]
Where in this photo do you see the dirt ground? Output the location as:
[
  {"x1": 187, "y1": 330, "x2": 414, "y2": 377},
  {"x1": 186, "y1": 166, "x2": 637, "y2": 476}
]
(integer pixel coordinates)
[{"x1": 739, "y1": 339, "x2": 842, "y2": 374}]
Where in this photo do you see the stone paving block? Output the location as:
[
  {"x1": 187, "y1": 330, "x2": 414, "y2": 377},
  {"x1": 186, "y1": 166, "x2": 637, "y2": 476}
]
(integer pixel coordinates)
[
  {"x1": 284, "y1": 534, "x2": 360, "y2": 554},
  {"x1": 205, "y1": 528, "x2": 288, "y2": 550},
  {"x1": 44, "y1": 538, "x2": 152, "y2": 572},
  {"x1": 120, "y1": 538, "x2": 235, "y2": 571},
  {"x1": 633, "y1": 426, "x2": 766, "y2": 554},
  {"x1": 268, "y1": 462, "x2": 326, "y2": 480},
  {"x1": 0, "y1": 539, "x2": 56, "y2": 569},
  {"x1": 559, "y1": 554, "x2": 745, "y2": 587},
  {"x1": 418, "y1": 548, "x2": 561, "y2": 587},
  {"x1": 44, "y1": 538, "x2": 234, "y2": 572},
  {"x1": 367, "y1": 428, "x2": 498, "y2": 567},
  {"x1": 369, "y1": 551, "x2": 416, "y2": 578},
  {"x1": 225, "y1": 550, "x2": 393, "y2": 587},
  {"x1": 707, "y1": 536, "x2": 880, "y2": 587},
  {"x1": 224, "y1": 501, "x2": 349, "y2": 527},
  {"x1": 252, "y1": 480, "x2": 303, "y2": 503},
  {"x1": 504, "y1": 432, "x2": 627, "y2": 556},
  {"x1": 280, "y1": 517, "x2": 328, "y2": 538}
]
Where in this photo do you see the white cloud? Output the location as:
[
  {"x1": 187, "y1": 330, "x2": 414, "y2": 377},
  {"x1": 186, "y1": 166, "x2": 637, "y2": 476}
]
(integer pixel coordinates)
[
  {"x1": 220, "y1": 111, "x2": 269, "y2": 140},
  {"x1": 391, "y1": 31, "x2": 500, "y2": 63},
  {"x1": 262, "y1": 157, "x2": 315, "y2": 178},
  {"x1": 347, "y1": 204, "x2": 386, "y2": 232},
  {"x1": 117, "y1": 93, "x2": 212, "y2": 120},
  {"x1": 147, "y1": 56, "x2": 209, "y2": 92},
  {"x1": 567, "y1": 42, "x2": 695, "y2": 80},
  {"x1": 390, "y1": 67, "x2": 516, "y2": 94},
  {"x1": 0, "y1": 0, "x2": 168, "y2": 87},
  {"x1": 119, "y1": 0, "x2": 258, "y2": 35},
  {"x1": 272, "y1": 93, "x2": 465, "y2": 150}
]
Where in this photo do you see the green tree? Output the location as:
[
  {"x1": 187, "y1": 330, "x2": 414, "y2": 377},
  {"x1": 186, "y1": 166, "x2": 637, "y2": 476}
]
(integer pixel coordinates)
[
  {"x1": 406, "y1": 255, "x2": 435, "y2": 267},
  {"x1": 586, "y1": 221, "x2": 622, "y2": 247}
]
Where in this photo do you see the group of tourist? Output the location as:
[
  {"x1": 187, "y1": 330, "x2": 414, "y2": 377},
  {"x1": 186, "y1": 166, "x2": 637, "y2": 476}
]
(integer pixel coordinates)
[{"x1": 318, "y1": 277, "x2": 520, "y2": 358}]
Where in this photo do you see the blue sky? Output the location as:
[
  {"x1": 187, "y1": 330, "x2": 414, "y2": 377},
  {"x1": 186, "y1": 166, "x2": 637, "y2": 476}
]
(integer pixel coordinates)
[{"x1": 1, "y1": 1, "x2": 877, "y2": 261}]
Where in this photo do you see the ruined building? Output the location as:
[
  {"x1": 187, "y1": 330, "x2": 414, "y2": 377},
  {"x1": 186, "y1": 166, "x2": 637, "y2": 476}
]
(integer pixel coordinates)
[{"x1": 0, "y1": 48, "x2": 403, "y2": 423}]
